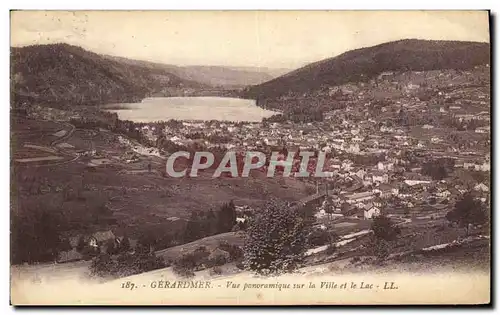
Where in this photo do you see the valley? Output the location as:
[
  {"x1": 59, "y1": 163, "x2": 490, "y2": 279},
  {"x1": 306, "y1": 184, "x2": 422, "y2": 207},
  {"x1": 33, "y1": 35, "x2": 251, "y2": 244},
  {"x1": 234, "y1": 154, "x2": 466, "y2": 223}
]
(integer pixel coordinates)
[{"x1": 10, "y1": 38, "x2": 491, "y2": 295}]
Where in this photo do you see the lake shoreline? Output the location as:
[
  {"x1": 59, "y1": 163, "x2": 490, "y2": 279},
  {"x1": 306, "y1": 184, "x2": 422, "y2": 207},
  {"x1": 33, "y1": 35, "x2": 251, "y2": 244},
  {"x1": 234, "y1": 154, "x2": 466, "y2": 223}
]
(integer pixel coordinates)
[{"x1": 102, "y1": 96, "x2": 280, "y2": 123}]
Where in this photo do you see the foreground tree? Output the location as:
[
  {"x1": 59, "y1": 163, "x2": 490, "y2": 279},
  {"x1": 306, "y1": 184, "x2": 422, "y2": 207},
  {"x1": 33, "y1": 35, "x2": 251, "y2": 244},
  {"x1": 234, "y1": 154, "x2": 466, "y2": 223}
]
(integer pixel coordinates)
[
  {"x1": 446, "y1": 193, "x2": 488, "y2": 236},
  {"x1": 372, "y1": 215, "x2": 401, "y2": 242},
  {"x1": 244, "y1": 199, "x2": 308, "y2": 275},
  {"x1": 120, "y1": 235, "x2": 131, "y2": 253},
  {"x1": 11, "y1": 206, "x2": 66, "y2": 264},
  {"x1": 76, "y1": 235, "x2": 86, "y2": 253},
  {"x1": 370, "y1": 215, "x2": 401, "y2": 260},
  {"x1": 217, "y1": 200, "x2": 237, "y2": 233}
]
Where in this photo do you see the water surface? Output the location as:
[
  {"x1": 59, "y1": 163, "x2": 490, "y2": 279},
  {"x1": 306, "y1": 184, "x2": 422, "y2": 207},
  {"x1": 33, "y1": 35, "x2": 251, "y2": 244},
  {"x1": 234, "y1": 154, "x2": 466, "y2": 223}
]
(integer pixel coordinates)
[{"x1": 104, "y1": 97, "x2": 279, "y2": 122}]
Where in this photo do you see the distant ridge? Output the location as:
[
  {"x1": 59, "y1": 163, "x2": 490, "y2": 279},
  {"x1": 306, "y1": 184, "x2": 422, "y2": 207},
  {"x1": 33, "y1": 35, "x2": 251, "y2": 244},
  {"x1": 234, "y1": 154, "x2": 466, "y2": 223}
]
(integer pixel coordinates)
[
  {"x1": 242, "y1": 39, "x2": 490, "y2": 100},
  {"x1": 102, "y1": 55, "x2": 289, "y2": 88}
]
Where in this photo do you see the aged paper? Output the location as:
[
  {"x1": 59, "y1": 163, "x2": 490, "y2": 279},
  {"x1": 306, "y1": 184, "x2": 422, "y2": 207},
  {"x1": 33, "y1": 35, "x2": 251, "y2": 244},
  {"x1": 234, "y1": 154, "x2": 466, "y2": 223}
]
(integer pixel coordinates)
[{"x1": 10, "y1": 10, "x2": 491, "y2": 305}]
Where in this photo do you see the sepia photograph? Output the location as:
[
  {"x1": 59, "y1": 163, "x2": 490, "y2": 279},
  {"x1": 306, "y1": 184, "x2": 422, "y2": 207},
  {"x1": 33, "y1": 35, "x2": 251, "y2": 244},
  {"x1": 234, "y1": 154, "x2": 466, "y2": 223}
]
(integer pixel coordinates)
[{"x1": 9, "y1": 10, "x2": 491, "y2": 305}]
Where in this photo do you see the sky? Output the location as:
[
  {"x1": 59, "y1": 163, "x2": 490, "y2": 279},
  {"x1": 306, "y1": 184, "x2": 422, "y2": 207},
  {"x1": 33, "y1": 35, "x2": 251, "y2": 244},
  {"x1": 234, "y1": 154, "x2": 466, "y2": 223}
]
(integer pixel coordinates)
[{"x1": 10, "y1": 10, "x2": 490, "y2": 69}]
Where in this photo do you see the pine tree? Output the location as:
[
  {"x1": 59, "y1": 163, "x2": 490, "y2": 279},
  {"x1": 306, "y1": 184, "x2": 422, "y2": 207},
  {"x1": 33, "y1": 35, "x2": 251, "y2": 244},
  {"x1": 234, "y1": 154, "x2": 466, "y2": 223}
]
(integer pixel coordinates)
[
  {"x1": 446, "y1": 193, "x2": 488, "y2": 236},
  {"x1": 120, "y1": 235, "x2": 131, "y2": 252},
  {"x1": 370, "y1": 215, "x2": 401, "y2": 260},
  {"x1": 244, "y1": 199, "x2": 308, "y2": 275},
  {"x1": 217, "y1": 201, "x2": 237, "y2": 233},
  {"x1": 76, "y1": 235, "x2": 86, "y2": 253}
]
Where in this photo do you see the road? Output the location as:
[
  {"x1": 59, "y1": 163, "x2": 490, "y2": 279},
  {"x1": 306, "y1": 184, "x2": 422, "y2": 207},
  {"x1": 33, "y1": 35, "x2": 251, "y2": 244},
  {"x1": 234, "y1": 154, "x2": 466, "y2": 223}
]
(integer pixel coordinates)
[{"x1": 14, "y1": 117, "x2": 78, "y2": 168}]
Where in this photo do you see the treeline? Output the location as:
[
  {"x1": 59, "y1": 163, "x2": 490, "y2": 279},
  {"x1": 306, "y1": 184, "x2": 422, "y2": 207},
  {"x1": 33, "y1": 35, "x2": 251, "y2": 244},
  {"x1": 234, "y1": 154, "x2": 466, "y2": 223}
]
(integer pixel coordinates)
[
  {"x1": 118, "y1": 201, "x2": 243, "y2": 257},
  {"x1": 183, "y1": 201, "x2": 241, "y2": 242},
  {"x1": 258, "y1": 96, "x2": 348, "y2": 123}
]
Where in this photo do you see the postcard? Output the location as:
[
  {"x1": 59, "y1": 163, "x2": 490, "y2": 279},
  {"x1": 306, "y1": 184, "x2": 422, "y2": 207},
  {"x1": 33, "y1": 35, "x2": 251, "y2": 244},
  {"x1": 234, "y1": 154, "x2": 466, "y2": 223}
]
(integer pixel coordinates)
[{"x1": 10, "y1": 10, "x2": 491, "y2": 305}]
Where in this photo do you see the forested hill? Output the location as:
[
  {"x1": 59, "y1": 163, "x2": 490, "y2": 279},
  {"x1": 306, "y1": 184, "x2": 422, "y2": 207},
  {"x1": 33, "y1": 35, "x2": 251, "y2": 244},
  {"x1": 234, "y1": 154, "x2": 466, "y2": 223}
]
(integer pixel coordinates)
[
  {"x1": 10, "y1": 43, "x2": 207, "y2": 108},
  {"x1": 242, "y1": 39, "x2": 490, "y2": 100}
]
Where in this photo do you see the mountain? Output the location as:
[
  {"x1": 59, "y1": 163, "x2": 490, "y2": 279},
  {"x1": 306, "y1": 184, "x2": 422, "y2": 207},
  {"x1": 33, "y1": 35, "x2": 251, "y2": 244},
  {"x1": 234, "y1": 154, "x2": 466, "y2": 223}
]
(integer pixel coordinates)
[
  {"x1": 242, "y1": 39, "x2": 490, "y2": 100},
  {"x1": 102, "y1": 55, "x2": 289, "y2": 88},
  {"x1": 10, "y1": 43, "x2": 207, "y2": 108},
  {"x1": 171, "y1": 65, "x2": 285, "y2": 88}
]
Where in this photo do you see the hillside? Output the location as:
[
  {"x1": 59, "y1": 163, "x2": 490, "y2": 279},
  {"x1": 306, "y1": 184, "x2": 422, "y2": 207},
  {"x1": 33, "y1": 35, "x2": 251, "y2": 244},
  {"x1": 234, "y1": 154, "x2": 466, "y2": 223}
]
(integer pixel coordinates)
[
  {"x1": 103, "y1": 55, "x2": 289, "y2": 88},
  {"x1": 242, "y1": 39, "x2": 490, "y2": 101},
  {"x1": 173, "y1": 65, "x2": 276, "y2": 88},
  {"x1": 10, "y1": 44, "x2": 207, "y2": 108}
]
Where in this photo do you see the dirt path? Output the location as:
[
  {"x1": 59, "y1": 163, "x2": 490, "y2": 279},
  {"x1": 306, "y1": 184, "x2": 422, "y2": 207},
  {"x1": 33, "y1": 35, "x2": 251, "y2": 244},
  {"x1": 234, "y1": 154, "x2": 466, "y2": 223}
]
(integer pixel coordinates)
[{"x1": 15, "y1": 118, "x2": 79, "y2": 168}]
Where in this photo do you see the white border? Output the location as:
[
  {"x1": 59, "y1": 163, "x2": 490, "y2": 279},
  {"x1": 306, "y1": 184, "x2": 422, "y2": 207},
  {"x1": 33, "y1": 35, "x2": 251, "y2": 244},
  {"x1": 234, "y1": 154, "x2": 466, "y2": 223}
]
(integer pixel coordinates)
[{"x1": 3, "y1": 1, "x2": 497, "y2": 314}]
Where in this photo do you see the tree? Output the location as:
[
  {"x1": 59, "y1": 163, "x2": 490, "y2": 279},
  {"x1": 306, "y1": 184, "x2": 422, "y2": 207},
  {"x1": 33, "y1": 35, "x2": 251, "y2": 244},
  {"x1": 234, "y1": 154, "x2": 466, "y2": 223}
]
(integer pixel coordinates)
[
  {"x1": 90, "y1": 253, "x2": 115, "y2": 278},
  {"x1": 120, "y1": 236, "x2": 131, "y2": 252},
  {"x1": 422, "y1": 158, "x2": 455, "y2": 181},
  {"x1": 446, "y1": 193, "x2": 488, "y2": 236},
  {"x1": 371, "y1": 215, "x2": 401, "y2": 242},
  {"x1": 243, "y1": 199, "x2": 308, "y2": 275},
  {"x1": 90, "y1": 251, "x2": 166, "y2": 279},
  {"x1": 184, "y1": 212, "x2": 203, "y2": 243},
  {"x1": 202, "y1": 210, "x2": 218, "y2": 236},
  {"x1": 307, "y1": 229, "x2": 337, "y2": 247},
  {"x1": 172, "y1": 253, "x2": 197, "y2": 278},
  {"x1": 370, "y1": 215, "x2": 401, "y2": 260},
  {"x1": 217, "y1": 200, "x2": 237, "y2": 233},
  {"x1": 11, "y1": 206, "x2": 66, "y2": 264},
  {"x1": 137, "y1": 232, "x2": 156, "y2": 253},
  {"x1": 105, "y1": 239, "x2": 118, "y2": 255},
  {"x1": 76, "y1": 235, "x2": 86, "y2": 253}
]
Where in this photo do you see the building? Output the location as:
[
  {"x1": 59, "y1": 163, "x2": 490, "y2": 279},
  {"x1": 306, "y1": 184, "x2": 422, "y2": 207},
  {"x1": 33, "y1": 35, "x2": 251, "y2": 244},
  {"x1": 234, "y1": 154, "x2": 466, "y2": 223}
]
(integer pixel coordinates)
[
  {"x1": 89, "y1": 230, "x2": 117, "y2": 252},
  {"x1": 347, "y1": 191, "x2": 375, "y2": 204},
  {"x1": 372, "y1": 171, "x2": 389, "y2": 184},
  {"x1": 474, "y1": 183, "x2": 489, "y2": 192},
  {"x1": 364, "y1": 203, "x2": 381, "y2": 220}
]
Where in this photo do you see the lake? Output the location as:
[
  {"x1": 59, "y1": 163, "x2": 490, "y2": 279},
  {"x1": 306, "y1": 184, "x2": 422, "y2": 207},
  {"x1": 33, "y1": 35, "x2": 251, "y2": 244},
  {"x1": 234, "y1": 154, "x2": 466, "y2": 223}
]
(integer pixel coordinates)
[{"x1": 104, "y1": 97, "x2": 279, "y2": 122}]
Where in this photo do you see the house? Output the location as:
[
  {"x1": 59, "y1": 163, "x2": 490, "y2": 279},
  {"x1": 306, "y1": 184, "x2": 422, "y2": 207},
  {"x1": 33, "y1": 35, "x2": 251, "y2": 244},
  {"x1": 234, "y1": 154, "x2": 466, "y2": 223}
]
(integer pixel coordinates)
[
  {"x1": 355, "y1": 169, "x2": 366, "y2": 180},
  {"x1": 264, "y1": 138, "x2": 279, "y2": 146},
  {"x1": 372, "y1": 196, "x2": 384, "y2": 208},
  {"x1": 346, "y1": 144, "x2": 360, "y2": 154},
  {"x1": 372, "y1": 183, "x2": 392, "y2": 198},
  {"x1": 352, "y1": 136, "x2": 364, "y2": 142},
  {"x1": 89, "y1": 230, "x2": 117, "y2": 252},
  {"x1": 364, "y1": 203, "x2": 381, "y2": 220},
  {"x1": 474, "y1": 183, "x2": 489, "y2": 192},
  {"x1": 477, "y1": 162, "x2": 490, "y2": 172},
  {"x1": 372, "y1": 171, "x2": 389, "y2": 184},
  {"x1": 475, "y1": 126, "x2": 490, "y2": 134},
  {"x1": 347, "y1": 191, "x2": 375, "y2": 204},
  {"x1": 404, "y1": 179, "x2": 431, "y2": 187},
  {"x1": 356, "y1": 202, "x2": 366, "y2": 209},
  {"x1": 115, "y1": 236, "x2": 139, "y2": 251},
  {"x1": 377, "y1": 161, "x2": 394, "y2": 171},
  {"x1": 436, "y1": 190, "x2": 451, "y2": 198},
  {"x1": 398, "y1": 192, "x2": 412, "y2": 199},
  {"x1": 431, "y1": 137, "x2": 443, "y2": 144}
]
